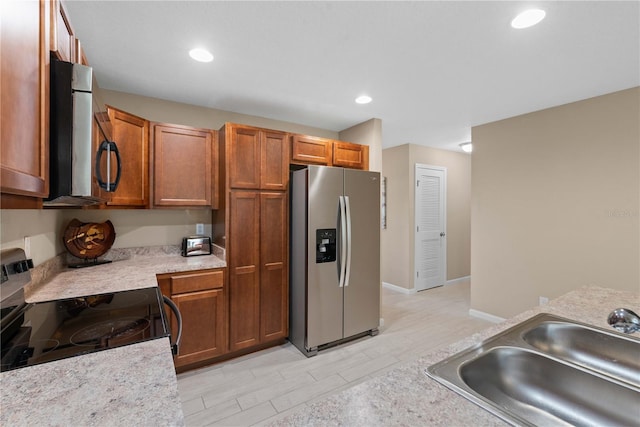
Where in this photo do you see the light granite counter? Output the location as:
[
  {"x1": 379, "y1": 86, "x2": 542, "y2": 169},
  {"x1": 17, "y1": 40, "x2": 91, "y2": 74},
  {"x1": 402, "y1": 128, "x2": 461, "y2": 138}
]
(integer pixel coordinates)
[
  {"x1": 1, "y1": 338, "x2": 183, "y2": 426},
  {"x1": 25, "y1": 245, "x2": 226, "y2": 303},
  {"x1": 1, "y1": 245, "x2": 226, "y2": 426},
  {"x1": 270, "y1": 286, "x2": 640, "y2": 426}
]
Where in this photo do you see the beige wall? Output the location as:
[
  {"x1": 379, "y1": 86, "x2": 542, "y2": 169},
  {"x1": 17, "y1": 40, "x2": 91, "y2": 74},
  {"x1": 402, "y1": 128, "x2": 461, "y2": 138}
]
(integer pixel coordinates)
[
  {"x1": 101, "y1": 89, "x2": 340, "y2": 138},
  {"x1": 339, "y1": 118, "x2": 383, "y2": 173},
  {"x1": 381, "y1": 144, "x2": 472, "y2": 290},
  {"x1": 471, "y1": 87, "x2": 640, "y2": 319},
  {"x1": 0, "y1": 209, "x2": 211, "y2": 266},
  {"x1": 381, "y1": 145, "x2": 412, "y2": 288}
]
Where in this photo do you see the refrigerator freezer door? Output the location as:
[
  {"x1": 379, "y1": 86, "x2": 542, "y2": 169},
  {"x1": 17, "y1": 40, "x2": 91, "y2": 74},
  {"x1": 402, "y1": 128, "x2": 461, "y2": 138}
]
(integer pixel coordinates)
[
  {"x1": 306, "y1": 166, "x2": 345, "y2": 349},
  {"x1": 343, "y1": 169, "x2": 381, "y2": 339}
]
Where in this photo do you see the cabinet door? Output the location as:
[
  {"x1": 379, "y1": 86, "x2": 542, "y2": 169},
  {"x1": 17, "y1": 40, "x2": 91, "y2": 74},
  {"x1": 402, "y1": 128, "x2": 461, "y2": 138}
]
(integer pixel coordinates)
[
  {"x1": 171, "y1": 288, "x2": 226, "y2": 368},
  {"x1": 106, "y1": 106, "x2": 149, "y2": 207},
  {"x1": 229, "y1": 126, "x2": 261, "y2": 189},
  {"x1": 229, "y1": 191, "x2": 261, "y2": 351},
  {"x1": 153, "y1": 124, "x2": 214, "y2": 207},
  {"x1": 260, "y1": 192, "x2": 289, "y2": 342},
  {"x1": 291, "y1": 135, "x2": 332, "y2": 166},
  {"x1": 1, "y1": 0, "x2": 49, "y2": 199},
  {"x1": 333, "y1": 141, "x2": 369, "y2": 170},
  {"x1": 50, "y1": 0, "x2": 74, "y2": 62},
  {"x1": 261, "y1": 131, "x2": 288, "y2": 190}
]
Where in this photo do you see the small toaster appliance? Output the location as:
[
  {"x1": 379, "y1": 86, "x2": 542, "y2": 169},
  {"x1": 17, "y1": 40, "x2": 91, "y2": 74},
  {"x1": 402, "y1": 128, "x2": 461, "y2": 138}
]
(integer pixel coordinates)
[{"x1": 181, "y1": 236, "x2": 212, "y2": 257}]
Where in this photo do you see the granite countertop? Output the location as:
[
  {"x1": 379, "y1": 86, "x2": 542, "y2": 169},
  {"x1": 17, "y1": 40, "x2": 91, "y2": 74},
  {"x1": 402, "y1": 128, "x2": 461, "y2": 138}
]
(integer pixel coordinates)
[
  {"x1": 26, "y1": 245, "x2": 226, "y2": 303},
  {"x1": 270, "y1": 286, "x2": 640, "y2": 426},
  {"x1": 1, "y1": 246, "x2": 227, "y2": 427}
]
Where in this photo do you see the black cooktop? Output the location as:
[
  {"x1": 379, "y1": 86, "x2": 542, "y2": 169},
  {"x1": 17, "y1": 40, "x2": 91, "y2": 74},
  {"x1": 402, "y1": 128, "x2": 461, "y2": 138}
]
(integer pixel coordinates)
[{"x1": 1, "y1": 287, "x2": 170, "y2": 373}]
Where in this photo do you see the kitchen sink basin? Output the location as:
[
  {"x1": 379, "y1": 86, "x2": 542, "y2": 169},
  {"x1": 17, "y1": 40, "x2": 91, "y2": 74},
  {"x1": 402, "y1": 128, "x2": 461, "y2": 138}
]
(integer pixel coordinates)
[
  {"x1": 426, "y1": 313, "x2": 640, "y2": 427},
  {"x1": 522, "y1": 321, "x2": 640, "y2": 387}
]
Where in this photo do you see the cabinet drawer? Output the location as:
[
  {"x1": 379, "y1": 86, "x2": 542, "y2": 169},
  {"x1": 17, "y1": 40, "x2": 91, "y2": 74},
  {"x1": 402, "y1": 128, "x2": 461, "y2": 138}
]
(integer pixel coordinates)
[{"x1": 171, "y1": 270, "x2": 224, "y2": 294}]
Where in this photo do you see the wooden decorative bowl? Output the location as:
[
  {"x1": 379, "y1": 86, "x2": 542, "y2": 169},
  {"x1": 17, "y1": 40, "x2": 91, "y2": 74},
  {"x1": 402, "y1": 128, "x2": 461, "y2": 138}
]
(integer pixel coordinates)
[{"x1": 63, "y1": 219, "x2": 116, "y2": 259}]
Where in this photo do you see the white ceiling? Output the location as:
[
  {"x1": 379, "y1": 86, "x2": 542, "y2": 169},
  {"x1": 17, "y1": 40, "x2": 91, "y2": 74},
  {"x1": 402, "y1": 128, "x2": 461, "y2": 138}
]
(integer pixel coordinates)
[{"x1": 63, "y1": 1, "x2": 639, "y2": 152}]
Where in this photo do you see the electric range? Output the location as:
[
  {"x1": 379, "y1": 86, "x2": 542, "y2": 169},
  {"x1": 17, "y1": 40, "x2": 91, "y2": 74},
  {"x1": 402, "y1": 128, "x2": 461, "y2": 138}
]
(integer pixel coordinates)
[{"x1": 1, "y1": 249, "x2": 171, "y2": 373}]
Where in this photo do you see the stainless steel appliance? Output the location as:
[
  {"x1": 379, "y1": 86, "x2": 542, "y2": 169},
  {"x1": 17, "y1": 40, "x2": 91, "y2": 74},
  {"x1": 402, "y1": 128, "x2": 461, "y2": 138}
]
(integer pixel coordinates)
[
  {"x1": 181, "y1": 235, "x2": 213, "y2": 257},
  {"x1": 0, "y1": 249, "x2": 181, "y2": 372},
  {"x1": 45, "y1": 59, "x2": 122, "y2": 206},
  {"x1": 289, "y1": 165, "x2": 381, "y2": 357}
]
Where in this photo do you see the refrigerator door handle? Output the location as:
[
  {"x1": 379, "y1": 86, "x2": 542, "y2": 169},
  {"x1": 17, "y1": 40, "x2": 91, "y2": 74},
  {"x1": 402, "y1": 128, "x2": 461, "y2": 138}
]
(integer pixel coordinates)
[
  {"x1": 344, "y1": 196, "x2": 352, "y2": 287},
  {"x1": 338, "y1": 196, "x2": 348, "y2": 288}
]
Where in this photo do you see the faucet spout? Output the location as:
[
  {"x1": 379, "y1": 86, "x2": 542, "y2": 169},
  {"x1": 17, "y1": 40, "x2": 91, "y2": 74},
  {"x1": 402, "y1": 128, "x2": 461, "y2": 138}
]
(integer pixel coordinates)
[{"x1": 607, "y1": 308, "x2": 640, "y2": 334}]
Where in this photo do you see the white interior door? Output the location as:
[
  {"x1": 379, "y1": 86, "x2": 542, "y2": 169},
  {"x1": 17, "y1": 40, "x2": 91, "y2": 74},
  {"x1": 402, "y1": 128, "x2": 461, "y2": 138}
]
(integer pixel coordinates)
[{"x1": 414, "y1": 164, "x2": 446, "y2": 291}]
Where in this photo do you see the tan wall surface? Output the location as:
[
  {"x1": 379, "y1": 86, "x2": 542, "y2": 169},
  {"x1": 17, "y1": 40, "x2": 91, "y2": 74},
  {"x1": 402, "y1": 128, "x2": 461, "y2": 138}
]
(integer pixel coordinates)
[
  {"x1": 339, "y1": 118, "x2": 383, "y2": 172},
  {"x1": 409, "y1": 145, "x2": 472, "y2": 282},
  {"x1": 0, "y1": 209, "x2": 212, "y2": 266},
  {"x1": 471, "y1": 87, "x2": 640, "y2": 319},
  {"x1": 381, "y1": 145, "x2": 412, "y2": 288},
  {"x1": 381, "y1": 144, "x2": 472, "y2": 290},
  {"x1": 101, "y1": 89, "x2": 340, "y2": 138}
]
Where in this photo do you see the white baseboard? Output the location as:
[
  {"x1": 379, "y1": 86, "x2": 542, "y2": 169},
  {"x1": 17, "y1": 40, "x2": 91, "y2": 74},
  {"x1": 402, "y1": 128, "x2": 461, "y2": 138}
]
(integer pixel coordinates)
[
  {"x1": 469, "y1": 309, "x2": 505, "y2": 324},
  {"x1": 382, "y1": 281, "x2": 416, "y2": 294},
  {"x1": 445, "y1": 275, "x2": 470, "y2": 286}
]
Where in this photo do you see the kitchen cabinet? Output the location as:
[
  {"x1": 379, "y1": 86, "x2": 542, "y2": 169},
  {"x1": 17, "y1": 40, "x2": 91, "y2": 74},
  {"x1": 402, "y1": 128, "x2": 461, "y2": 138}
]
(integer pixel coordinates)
[
  {"x1": 158, "y1": 268, "x2": 227, "y2": 371},
  {"x1": 290, "y1": 134, "x2": 370, "y2": 170},
  {"x1": 222, "y1": 123, "x2": 288, "y2": 191},
  {"x1": 104, "y1": 106, "x2": 150, "y2": 207},
  {"x1": 151, "y1": 123, "x2": 218, "y2": 208},
  {"x1": 291, "y1": 134, "x2": 333, "y2": 166},
  {"x1": 333, "y1": 141, "x2": 369, "y2": 170},
  {"x1": 1, "y1": 0, "x2": 50, "y2": 202},
  {"x1": 228, "y1": 190, "x2": 288, "y2": 351},
  {"x1": 50, "y1": 0, "x2": 75, "y2": 63}
]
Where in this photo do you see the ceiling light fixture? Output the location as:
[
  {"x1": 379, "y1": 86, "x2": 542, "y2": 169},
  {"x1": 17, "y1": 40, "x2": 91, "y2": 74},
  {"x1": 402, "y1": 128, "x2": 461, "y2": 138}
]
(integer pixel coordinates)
[
  {"x1": 355, "y1": 95, "x2": 372, "y2": 104},
  {"x1": 511, "y1": 9, "x2": 546, "y2": 29},
  {"x1": 460, "y1": 142, "x2": 473, "y2": 153},
  {"x1": 189, "y1": 48, "x2": 214, "y2": 63}
]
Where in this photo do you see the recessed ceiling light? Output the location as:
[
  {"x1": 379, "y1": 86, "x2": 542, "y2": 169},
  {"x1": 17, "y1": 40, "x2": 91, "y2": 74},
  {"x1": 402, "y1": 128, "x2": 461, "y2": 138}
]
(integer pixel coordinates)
[
  {"x1": 189, "y1": 48, "x2": 214, "y2": 63},
  {"x1": 511, "y1": 9, "x2": 546, "y2": 29},
  {"x1": 460, "y1": 142, "x2": 473, "y2": 153},
  {"x1": 355, "y1": 95, "x2": 372, "y2": 104}
]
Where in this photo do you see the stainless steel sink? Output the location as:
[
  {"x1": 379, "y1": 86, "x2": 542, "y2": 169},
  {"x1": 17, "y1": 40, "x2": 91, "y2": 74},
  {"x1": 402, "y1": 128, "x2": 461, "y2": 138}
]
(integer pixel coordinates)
[{"x1": 425, "y1": 313, "x2": 640, "y2": 427}]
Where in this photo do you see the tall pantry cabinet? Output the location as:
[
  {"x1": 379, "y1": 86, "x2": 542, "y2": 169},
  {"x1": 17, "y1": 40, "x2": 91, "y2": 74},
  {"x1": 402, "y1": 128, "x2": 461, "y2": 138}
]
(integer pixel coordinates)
[{"x1": 217, "y1": 123, "x2": 289, "y2": 352}]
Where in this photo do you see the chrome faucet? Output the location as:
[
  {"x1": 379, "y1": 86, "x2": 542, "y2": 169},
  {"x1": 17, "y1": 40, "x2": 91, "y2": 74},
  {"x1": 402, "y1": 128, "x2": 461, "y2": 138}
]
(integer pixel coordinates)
[{"x1": 607, "y1": 308, "x2": 640, "y2": 334}]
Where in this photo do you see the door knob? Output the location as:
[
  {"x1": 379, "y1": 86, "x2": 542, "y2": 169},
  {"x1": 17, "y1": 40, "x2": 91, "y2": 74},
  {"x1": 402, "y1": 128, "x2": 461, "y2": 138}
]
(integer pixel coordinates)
[{"x1": 440, "y1": 232, "x2": 446, "y2": 237}]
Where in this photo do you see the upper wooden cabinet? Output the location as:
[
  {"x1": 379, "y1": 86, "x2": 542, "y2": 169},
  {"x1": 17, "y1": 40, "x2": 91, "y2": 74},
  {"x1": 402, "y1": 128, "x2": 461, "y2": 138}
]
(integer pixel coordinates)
[
  {"x1": 222, "y1": 124, "x2": 288, "y2": 191},
  {"x1": 50, "y1": 0, "x2": 75, "y2": 63},
  {"x1": 151, "y1": 123, "x2": 218, "y2": 208},
  {"x1": 1, "y1": 0, "x2": 50, "y2": 201},
  {"x1": 291, "y1": 135, "x2": 333, "y2": 166},
  {"x1": 105, "y1": 106, "x2": 150, "y2": 207},
  {"x1": 333, "y1": 141, "x2": 369, "y2": 170},
  {"x1": 290, "y1": 134, "x2": 370, "y2": 170}
]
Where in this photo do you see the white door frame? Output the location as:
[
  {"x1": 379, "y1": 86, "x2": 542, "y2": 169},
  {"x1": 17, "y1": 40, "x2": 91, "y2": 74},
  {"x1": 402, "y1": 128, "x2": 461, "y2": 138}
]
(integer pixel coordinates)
[{"x1": 414, "y1": 163, "x2": 447, "y2": 291}]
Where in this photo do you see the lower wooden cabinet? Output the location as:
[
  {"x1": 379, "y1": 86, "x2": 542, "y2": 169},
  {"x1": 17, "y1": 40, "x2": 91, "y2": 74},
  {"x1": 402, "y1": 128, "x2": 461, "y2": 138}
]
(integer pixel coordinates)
[{"x1": 158, "y1": 269, "x2": 227, "y2": 370}]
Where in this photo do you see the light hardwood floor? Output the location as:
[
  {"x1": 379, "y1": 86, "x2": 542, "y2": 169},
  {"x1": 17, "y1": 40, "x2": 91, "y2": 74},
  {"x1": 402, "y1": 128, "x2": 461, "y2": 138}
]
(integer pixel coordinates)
[{"x1": 176, "y1": 279, "x2": 492, "y2": 426}]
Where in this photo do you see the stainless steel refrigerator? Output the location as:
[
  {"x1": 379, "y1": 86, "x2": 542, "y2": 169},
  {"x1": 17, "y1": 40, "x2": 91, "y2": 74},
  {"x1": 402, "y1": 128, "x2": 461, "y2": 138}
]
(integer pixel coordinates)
[{"x1": 289, "y1": 165, "x2": 381, "y2": 357}]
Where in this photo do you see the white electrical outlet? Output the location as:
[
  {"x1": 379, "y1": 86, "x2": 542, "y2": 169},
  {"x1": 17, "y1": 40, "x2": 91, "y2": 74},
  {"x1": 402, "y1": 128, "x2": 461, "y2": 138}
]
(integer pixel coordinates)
[
  {"x1": 539, "y1": 296, "x2": 549, "y2": 306},
  {"x1": 196, "y1": 223, "x2": 204, "y2": 235}
]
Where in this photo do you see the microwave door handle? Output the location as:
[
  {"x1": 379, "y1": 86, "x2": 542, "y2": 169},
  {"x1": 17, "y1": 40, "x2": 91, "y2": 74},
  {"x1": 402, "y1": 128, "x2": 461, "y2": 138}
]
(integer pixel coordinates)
[{"x1": 95, "y1": 140, "x2": 122, "y2": 192}]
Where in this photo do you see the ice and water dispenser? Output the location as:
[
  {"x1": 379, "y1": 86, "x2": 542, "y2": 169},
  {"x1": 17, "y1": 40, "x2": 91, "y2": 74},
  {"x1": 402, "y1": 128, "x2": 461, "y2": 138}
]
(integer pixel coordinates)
[{"x1": 315, "y1": 229, "x2": 336, "y2": 263}]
